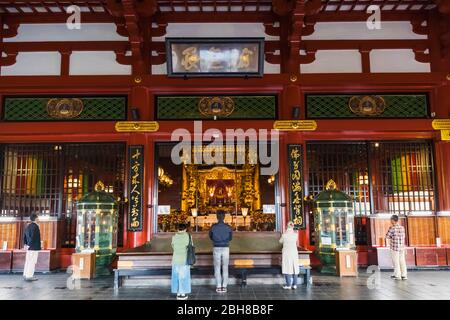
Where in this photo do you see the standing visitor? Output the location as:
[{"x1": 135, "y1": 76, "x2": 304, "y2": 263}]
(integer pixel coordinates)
[
  {"x1": 171, "y1": 223, "x2": 192, "y2": 300},
  {"x1": 23, "y1": 213, "x2": 41, "y2": 281},
  {"x1": 385, "y1": 215, "x2": 407, "y2": 280},
  {"x1": 209, "y1": 210, "x2": 233, "y2": 293},
  {"x1": 279, "y1": 221, "x2": 299, "y2": 289}
]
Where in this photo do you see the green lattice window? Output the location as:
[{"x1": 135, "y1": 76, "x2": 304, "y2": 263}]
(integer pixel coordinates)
[
  {"x1": 156, "y1": 95, "x2": 277, "y2": 120},
  {"x1": 306, "y1": 94, "x2": 429, "y2": 119},
  {"x1": 2, "y1": 96, "x2": 127, "y2": 121}
]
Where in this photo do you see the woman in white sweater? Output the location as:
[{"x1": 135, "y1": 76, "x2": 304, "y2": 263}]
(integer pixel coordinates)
[{"x1": 279, "y1": 221, "x2": 300, "y2": 289}]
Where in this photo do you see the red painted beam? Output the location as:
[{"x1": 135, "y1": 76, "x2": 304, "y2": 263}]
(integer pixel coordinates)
[
  {"x1": 0, "y1": 73, "x2": 446, "y2": 92},
  {"x1": 296, "y1": 72, "x2": 447, "y2": 88},
  {"x1": 301, "y1": 39, "x2": 430, "y2": 51},
  {"x1": 0, "y1": 119, "x2": 437, "y2": 139},
  {"x1": 0, "y1": 121, "x2": 118, "y2": 136},
  {"x1": 154, "y1": 12, "x2": 277, "y2": 23},
  {"x1": 0, "y1": 75, "x2": 134, "y2": 89},
  {"x1": 2, "y1": 41, "x2": 129, "y2": 52},
  {"x1": 2, "y1": 13, "x2": 115, "y2": 24},
  {"x1": 312, "y1": 11, "x2": 429, "y2": 22}
]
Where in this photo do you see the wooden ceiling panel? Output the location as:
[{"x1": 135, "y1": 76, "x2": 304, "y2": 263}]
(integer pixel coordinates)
[{"x1": 0, "y1": 0, "x2": 437, "y2": 15}]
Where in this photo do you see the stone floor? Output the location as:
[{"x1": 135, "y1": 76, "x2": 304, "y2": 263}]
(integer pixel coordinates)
[{"x1": 0, "y1": 270, "x2": 449, "y2": 300}]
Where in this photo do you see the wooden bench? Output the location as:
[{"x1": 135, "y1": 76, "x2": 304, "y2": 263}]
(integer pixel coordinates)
[
  {"x1": 114, "y1": 262, "x2": 312, "y2": 290},
  {"x1": 232, "y1": 259, "x2": 312, "y2": 288},
  {"x1": 114, "y1": 236, "x2": 313, "y2": 290}
]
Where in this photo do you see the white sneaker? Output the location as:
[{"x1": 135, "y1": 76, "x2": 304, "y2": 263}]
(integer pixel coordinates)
[
  {"x1": 291, "y1": 285, "x2": 297, "y2": 290},
  {"x1": 177, "y1": 294, "x2": 188, "y2": 300},
  {"x1": 282, "y1": 285, "x2": 291, "y2": 290},
  {"x1": 25, "y1": 277, "x2": 38, "y2": 281}
]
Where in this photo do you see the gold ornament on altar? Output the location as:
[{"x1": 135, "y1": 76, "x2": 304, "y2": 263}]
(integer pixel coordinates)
[
  {"x1": 325, "y1": 179, "x2": 337, "y2": 190},
  {"x1": 94, "y1": 180, "x2": 105, "y2": 192},
  {"x1": 225, "y1": 186, "x2": 233, "y2": 197},
  {"x1": 182, "y1": 166, "x2": 198, "y2": 208},
  {"x1": 267, "y1": 175, "x2": 275, "y2": 186},
  {"x1": 208, "y1": 186, "x2": 216, "y2": 197},
  {"x1": 158, "y1": 166, "x2": 173, "y2": 187},
  {"x1": 240, "y1": 164, "x2": 257, "y2": 207},
  {"x1": 348, "y1": 95, "x2": 386, "y2": 116},
  {"x1": 47, "y1": 98, "x2": 84, "y2": 119},
  {"x1": 198, "y1": 96, "x2": 235, "y2": 117}
]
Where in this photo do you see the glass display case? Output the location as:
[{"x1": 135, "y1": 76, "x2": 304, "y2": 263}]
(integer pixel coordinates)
[
  {"x1": 76, "y1": 181, "x2": 118, "y2": 276},
  {"x1": 313, "y1": 180, "x2": 355, "y2": 273}
]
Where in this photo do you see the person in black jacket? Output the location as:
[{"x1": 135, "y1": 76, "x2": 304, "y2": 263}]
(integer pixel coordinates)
[
  {"x1": 23, "y1": 213, "x2": 41, "y2": 281},
  {"x1": 209, "y1": 210, "x2": 232, "y2": 293}
]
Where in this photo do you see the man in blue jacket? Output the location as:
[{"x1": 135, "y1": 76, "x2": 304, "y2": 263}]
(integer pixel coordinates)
[
  {"x1": 209, "y1": 210, "x2": 233, "y2": 293},
  {"x1": 23, "y1": 213, "x2": 41, "y2": 281}
]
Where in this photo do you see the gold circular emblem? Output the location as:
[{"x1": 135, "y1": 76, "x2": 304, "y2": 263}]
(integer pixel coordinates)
[
  {"x1": 447, "y1": 74, "x2": 450, "y2": 81},
  {"x1": 198, "y1": 97, "x2": 235, "y2": 118},
  {"x1": 290, "y1": 74, "x2": 298, "y2": 82},
  {"x1": 134, "y1": 76, "x2": 142, "y2": 84},
  {"x1": 46, "y1": 98, "x2": 84, "y2": 119},
  {"x1": 349, "y1": 95, "x2": 386, "y2": 116}
]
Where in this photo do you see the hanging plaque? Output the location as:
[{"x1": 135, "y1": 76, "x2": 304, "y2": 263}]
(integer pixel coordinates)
[
  {"x1": 128, "y1": 145, "x2": 144, "y2": 231},
  {"x1": 288, "y1": 145, "x2": 305, "y2": 229}
]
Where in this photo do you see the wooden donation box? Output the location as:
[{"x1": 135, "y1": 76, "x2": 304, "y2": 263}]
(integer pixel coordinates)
[
  {"x1": 335, "y1": 249, "x2": 358, "y2": 277},
  {"x1": 0, "y1": 250, "x2": 12, "y2": 272},
  {"x1": 72, "y1": 252, "x2": 96, "y2": 279}
]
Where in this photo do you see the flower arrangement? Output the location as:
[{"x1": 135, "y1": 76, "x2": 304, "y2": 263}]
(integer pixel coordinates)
[
  {"x1": 158, "y1": 209, "x2": 190, "y2": 232},
  {"x1": 250, "y1": 210, "x2": 275, "y2": 231}
]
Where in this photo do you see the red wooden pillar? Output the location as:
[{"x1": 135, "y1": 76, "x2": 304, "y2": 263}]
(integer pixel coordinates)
[
  {"x1": 145, "y1": 136, "x2": 155, "y2": 242},
  {"x1": 278, "y1": 133, "x2": 289, "y2": 232},
  {"x1": 434, "y1": 83, "x2": 450, "y2": 119},
  {"x1": 300, "y1": 138, "x2": 311, "y2": 250},
  {"x1": 282, "y1": 132, "x2": 310, "y2": 249},
  {"x1": 282, "y1": 84, "x2": 302, "y2": 120},
  {"x1": 125, "y1": 86, "x2": 151, "y2": 248},
  {"x1": 129, "y1": 86, "x2": 151, "y2": 121},
  {"x1": 126, "y1": 133, "x2": 149, "y2": 248},
  {"x1": 435, "y1": 141, "x2": 450, "y2": 213}
]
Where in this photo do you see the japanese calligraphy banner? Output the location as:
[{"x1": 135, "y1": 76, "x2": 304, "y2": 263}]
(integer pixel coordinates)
[
  {"x1": 128, "y1": 145, "x2": 144, "y2": 232},
  {"x1": 287, "y1": 145, "x2": 305, "y2": 229}
]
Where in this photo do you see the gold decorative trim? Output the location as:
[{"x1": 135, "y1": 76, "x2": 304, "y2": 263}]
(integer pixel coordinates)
[
  {"x1": 440, "y1": 129, "x2": 450, "y2": 141},
  {"x1": 348, "y1": 95, "x2": 386, "y2": 116},
  {"x1": 432, "y1": 120, "x2": 450, "y2": 141},
  {"x1": 432, "y1": 119, "x2": 450, "y2": 130},
  {"x1": 325, "y1": 179, "x2": 337, "y2": 190},
  {"x1": 198, "y1": 96, "x2": 235, "y2": 117},
  {"x1": 273, "y1": 120, "x2": 317, "y2": 131},
  {"x1": 95, "y1": 181, "x2": 105, "y2": 192},
  {"x1": 117, "y1": 261, "x2": 134, "y2": 268},
  {"x1": 115, "y1": 121, "x2": 159, "y2": 132},
  {"x1": 47, "y1": 98, "x2": 84, "y2": 119}
]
